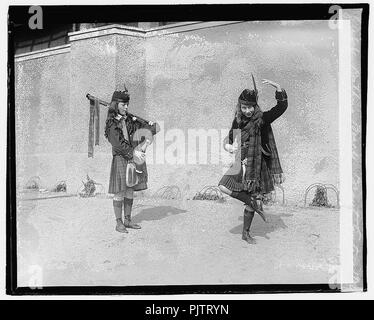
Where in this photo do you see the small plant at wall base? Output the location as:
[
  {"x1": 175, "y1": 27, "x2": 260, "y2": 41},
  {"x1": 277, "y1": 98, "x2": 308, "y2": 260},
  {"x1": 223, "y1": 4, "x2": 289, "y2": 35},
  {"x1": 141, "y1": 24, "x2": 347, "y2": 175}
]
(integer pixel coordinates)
[
  {"x1": 304, "y1": 183, "x2": 339, "y2": 208},
  {"x1": 25, "y1": 176, "x2": 41, "y2": 190},
  {"x1": 310, "y1": 186, "x2": 332, "y2": 208},
  {"x1": 53, "y1": 180, "x2": 67, "y2": 192},
  {"x1": 78, "y1": 175, "x2": 102, "y2": 198}
]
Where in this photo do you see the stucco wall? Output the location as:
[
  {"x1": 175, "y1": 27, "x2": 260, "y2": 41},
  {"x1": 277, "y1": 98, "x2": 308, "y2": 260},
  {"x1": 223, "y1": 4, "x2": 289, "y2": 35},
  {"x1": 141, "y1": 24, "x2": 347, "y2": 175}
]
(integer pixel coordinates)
[
  {"x1": 65, "y1": 33, "x2": 147, "y2": 193},
  {"x1": 15, "y1": 51, "x2": 71, "y2": 191},
  {"x1": 15, "y1": 21, "x2": 339, "y2": 204},
  {"x1": 144, "y1": 21, "x2": 339, "y2": 204},
  {"x1": 15, "y1": 32, "x2": 147, "y2": 194}
]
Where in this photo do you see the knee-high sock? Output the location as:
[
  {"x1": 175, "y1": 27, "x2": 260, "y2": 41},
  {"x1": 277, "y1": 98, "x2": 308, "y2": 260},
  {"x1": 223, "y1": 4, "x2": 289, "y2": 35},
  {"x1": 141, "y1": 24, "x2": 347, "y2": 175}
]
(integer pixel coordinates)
[
  {"x1": 123, "y1": 198, "x2": 134, "y2": 219},
  {"x1": 113, "y1": 200, "x2": 123, "y2": 220},
  {"x1": 233, "y1": 191, "x2": 267, "y2": 222},
  {"x1": 243, "y1": 209, "x2": 255, "y2": 232}
]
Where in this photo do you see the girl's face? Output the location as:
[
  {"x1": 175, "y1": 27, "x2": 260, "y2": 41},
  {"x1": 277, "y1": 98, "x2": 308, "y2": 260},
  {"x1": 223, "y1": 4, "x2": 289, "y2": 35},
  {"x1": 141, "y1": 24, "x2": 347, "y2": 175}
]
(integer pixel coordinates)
[
  {"x1": 241, "y1": 103, "x2": 255, "y2": 118},
  {"x1": 118, "y1": 102, "x2": 129, "y2": 115}
]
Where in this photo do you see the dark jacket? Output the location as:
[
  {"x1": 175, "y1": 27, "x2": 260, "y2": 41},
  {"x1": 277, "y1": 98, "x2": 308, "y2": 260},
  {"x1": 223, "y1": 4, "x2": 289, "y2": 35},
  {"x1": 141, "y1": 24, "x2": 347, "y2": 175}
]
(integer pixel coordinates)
[
  {"x1": 226, "y1": 89, "x2": 288, "y2": 155},
  {"x1": 107, "y1": 114, "x2": 159, "y2": 191},
  {"x1": 107, "y1": 115, "x2": 160, "y2": 160}
]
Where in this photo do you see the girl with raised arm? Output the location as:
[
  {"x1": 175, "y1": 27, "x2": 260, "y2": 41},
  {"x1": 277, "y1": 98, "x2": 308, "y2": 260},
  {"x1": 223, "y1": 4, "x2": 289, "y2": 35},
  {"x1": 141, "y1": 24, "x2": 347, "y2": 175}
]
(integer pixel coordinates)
[{"x1": 219, "y1": 76, "x2": 287, "y2": 244}]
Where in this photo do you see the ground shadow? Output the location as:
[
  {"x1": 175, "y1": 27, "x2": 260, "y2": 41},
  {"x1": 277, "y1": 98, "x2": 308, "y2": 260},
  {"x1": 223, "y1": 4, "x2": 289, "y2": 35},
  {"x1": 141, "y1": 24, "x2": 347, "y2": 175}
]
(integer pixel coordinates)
[
  {"x1": 132, "y1": 206, "x2": 188, "y2": 223},
  {"x1": 229, "y1": 211, "x2": 290, "y2": 240}
]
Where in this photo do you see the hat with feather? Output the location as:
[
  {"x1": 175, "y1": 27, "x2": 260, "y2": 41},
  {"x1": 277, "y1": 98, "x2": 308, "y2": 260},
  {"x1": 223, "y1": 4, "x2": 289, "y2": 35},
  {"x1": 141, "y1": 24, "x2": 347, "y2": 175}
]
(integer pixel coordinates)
[{"x1": 238, "y1": 73, "x2": 258, "y2": 105}]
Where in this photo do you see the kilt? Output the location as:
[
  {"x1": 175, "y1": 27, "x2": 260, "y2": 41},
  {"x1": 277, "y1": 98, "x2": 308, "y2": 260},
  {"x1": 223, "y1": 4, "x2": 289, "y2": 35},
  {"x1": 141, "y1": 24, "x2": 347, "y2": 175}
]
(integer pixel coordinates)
[
  {"x1": 108, "y1": 155, "x2": 148, "y2": 194},
  {"x1": 218, "y1": 155, "x2": 274, "y2": 194},
  {"x1": 218, "y1": 165, "x2": 245, "y2": 192}
]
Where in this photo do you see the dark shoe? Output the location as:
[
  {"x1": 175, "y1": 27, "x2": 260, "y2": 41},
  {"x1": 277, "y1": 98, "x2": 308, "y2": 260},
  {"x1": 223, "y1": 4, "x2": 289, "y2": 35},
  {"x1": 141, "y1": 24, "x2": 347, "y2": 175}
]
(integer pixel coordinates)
[
  {"x1": 242, "y1": 230, "x2": 257, "y2": 244},
  {"x1": 123, "y1": 217, "x2": 141, "y2": 229},
  {"x1": 115, "y1": 221, "x2": 128, "y2": 233}
]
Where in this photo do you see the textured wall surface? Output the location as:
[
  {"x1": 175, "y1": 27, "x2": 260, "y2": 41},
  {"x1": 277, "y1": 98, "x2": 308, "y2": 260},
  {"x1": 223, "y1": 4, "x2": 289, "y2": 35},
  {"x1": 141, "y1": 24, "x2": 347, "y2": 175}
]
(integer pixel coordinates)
[
  {"x1": 15, "y1": 21, "x2": 339, "y2": 204},
  {"x1": 15, "y1": 52, "x2": 71, "y2": 190},
  {"x1": 144, "y1": 21, "x2": 339, "y2": 204},
  {"x1": 16, "y1": 33, "x2": 147, "y2": 193},
  {"x1": 66, "y1": 34, "x2": 146, "y2": 192}
]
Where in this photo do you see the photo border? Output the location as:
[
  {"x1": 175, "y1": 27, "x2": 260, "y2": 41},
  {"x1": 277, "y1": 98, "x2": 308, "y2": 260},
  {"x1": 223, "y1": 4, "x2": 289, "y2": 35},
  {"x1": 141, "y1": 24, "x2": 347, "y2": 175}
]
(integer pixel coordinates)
[{"x1": 6, "y1": 3, "x2": 368, "y2": 296}]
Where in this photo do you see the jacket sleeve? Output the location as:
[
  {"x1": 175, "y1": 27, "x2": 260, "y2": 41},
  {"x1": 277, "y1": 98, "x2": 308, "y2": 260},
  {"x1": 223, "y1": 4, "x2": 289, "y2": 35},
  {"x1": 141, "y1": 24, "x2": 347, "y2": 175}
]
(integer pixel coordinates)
[
  {"x1": 148, "y1": 122, "x2": 160, "y2": 136},
  {"x1": 132, "y1": 120, "x2": 161, "y2": 146},
  {"x1": 262, "y1": 89, "x2": 288, "y2": 124},
  {"x1": 108, "y1": 124, "x2": 134, "y2": 160}
]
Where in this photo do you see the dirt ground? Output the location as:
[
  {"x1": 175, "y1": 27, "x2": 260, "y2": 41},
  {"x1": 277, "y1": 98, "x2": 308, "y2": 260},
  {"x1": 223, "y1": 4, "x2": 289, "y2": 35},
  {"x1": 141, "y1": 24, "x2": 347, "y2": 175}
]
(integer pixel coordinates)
[{"x1": 17, "y1": 193, "x2": 340, "y2": 287}]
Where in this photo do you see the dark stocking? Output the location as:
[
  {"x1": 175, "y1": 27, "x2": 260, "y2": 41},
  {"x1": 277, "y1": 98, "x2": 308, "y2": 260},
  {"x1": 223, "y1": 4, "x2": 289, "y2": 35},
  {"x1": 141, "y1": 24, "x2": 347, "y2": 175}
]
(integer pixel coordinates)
[
  {"x1": 242, "y1": 208, "x2": 256, "y2": 244},
  {"x1": 113, "y1": 200, "x2": 128, "y2": 233},
  {"x1": 231, "y1": 191, "x2": 267, "y2": 222},
  {"x1": 123, "y1": 198, "x2": 141, "y2": 229}
]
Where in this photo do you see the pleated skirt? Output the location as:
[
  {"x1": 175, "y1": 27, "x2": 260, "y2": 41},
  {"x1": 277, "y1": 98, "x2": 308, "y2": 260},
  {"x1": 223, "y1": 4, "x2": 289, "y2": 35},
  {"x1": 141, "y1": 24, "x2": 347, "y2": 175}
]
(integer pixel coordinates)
[
  {"x1": 218, "y1": 156, "x2": 274, "y2": 194},
  {"x1": 218, "y1": 165, "x2": 245, "y2": 192},
  {"x1": 108, "y1": 155, "x2": 148, "y2": 194}
]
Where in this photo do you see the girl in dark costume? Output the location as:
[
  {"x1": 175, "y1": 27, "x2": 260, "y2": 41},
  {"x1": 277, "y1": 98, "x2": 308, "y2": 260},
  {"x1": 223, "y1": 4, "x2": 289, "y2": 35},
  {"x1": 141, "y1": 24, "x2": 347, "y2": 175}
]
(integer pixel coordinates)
[
  {"x1": 218, "y1": 76, "x2": 287, "y2": 244},
  {"x1": 105, "y1": 88, "x2": 159, "y2": 233}
]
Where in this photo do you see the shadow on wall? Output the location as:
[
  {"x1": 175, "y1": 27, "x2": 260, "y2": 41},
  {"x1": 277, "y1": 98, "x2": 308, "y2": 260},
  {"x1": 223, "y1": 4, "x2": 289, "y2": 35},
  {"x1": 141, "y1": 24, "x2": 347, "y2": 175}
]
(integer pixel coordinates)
[
  {"x1": 229, "y1": 212, "x2": 292, "y2": 239},
  {"x1": 132, "y1": 206, "x2": 187, "y2": 223}
]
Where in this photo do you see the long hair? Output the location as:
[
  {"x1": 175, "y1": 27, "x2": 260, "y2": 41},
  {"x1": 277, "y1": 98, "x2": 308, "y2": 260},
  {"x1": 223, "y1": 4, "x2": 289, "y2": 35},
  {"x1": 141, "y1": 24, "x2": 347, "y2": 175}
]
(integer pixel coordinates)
[
  {"x1": 104, "y1": 100, "x2": 119, "y2": 139},
  {"x1": 235, "y1": 101, "x2": 264, "y2": 129}
]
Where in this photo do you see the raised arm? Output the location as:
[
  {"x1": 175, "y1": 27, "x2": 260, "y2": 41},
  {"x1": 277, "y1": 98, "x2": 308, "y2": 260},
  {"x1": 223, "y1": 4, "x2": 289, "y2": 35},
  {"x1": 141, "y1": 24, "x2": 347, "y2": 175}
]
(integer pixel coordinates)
[{"x1": 261, "y1": 79, "x2": 288, "y2": 124}]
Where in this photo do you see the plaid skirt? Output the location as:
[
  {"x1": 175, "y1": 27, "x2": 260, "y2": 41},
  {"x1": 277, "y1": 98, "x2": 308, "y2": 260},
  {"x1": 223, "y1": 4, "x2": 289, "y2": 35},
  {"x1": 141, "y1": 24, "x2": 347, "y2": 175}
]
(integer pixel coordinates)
[
  {"x1": 108, "y1": 155, "x2": 148, "y2": 194},
  {"x1": 218, "y1": 156, "x2": 274, "y2": 194}
]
